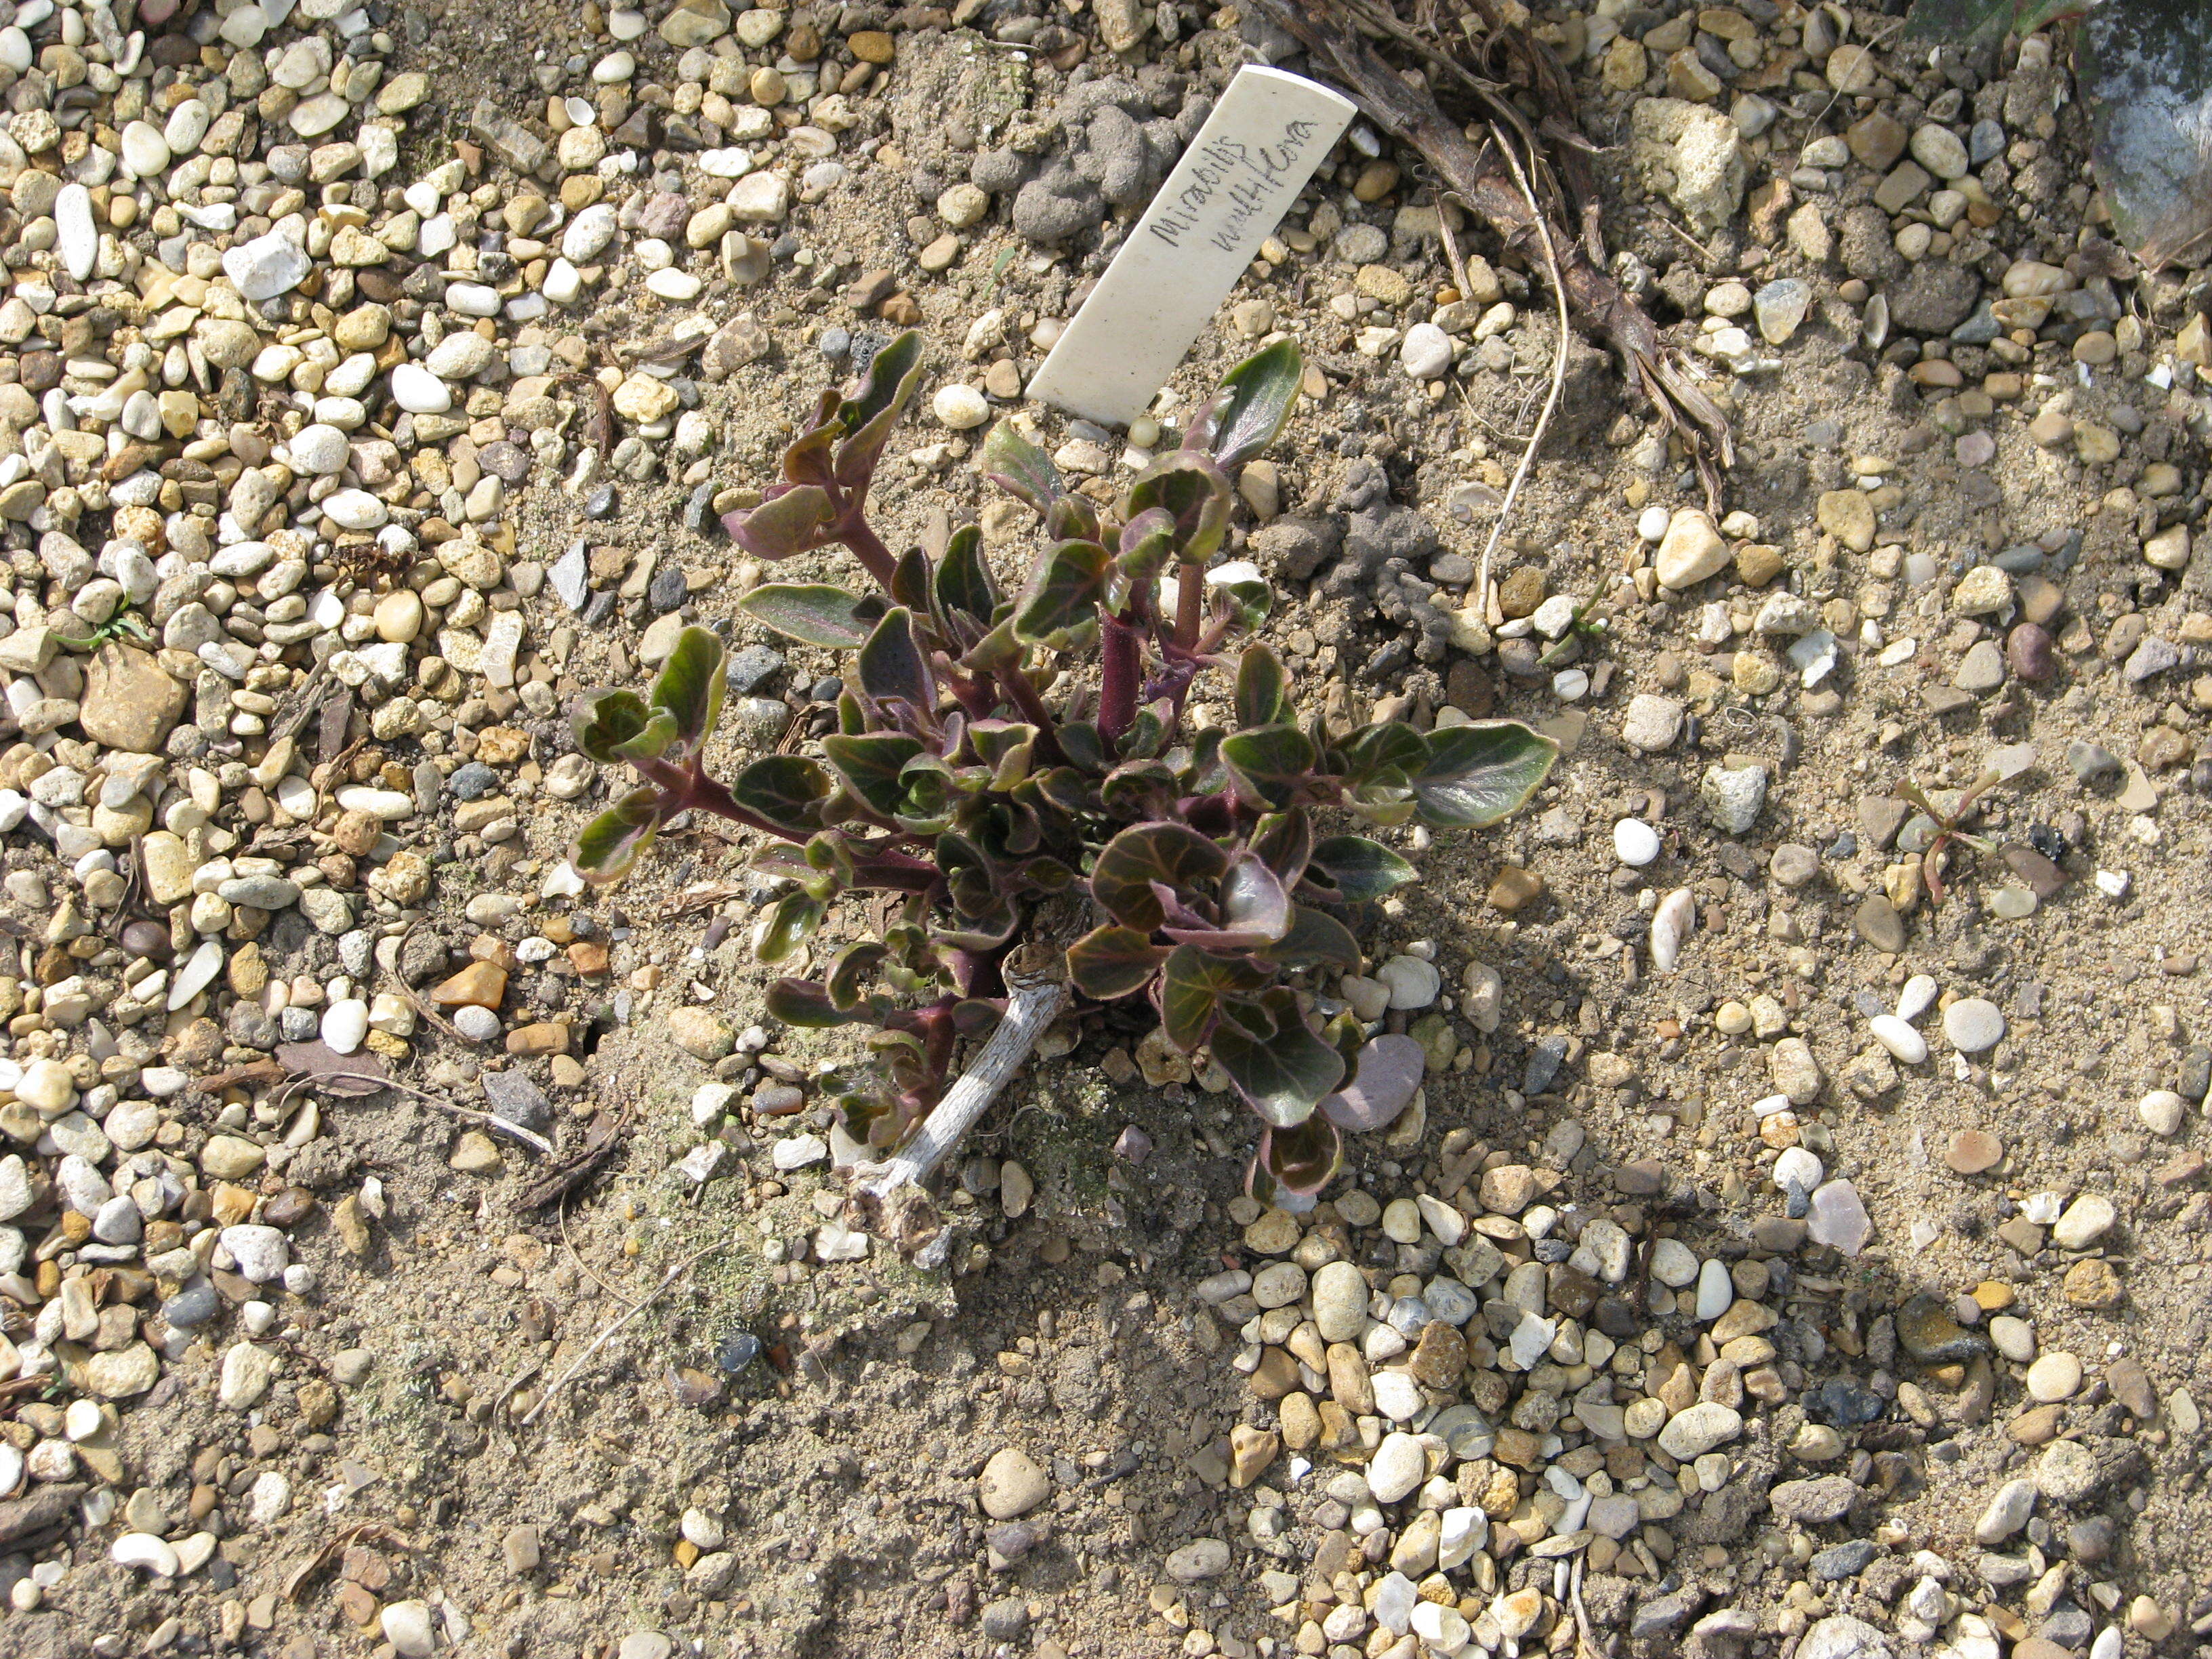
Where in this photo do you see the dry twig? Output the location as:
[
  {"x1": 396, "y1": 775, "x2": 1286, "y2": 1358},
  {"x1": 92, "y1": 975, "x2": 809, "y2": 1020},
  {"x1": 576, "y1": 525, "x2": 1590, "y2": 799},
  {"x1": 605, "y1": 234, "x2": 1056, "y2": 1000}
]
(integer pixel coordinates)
[
  {"x1": 516, "y1": 1235, "x2": 731, "y2": 1428},
  {"x1": 1250, "y1": 0, "x2": 1736, "y2": 508},
  {"x1": 281, "y1": 1069, "x2": 558, "y2": 1158},
  {"x1": 1475, "y1": 131, "x2": 1572, "y2": 616}
]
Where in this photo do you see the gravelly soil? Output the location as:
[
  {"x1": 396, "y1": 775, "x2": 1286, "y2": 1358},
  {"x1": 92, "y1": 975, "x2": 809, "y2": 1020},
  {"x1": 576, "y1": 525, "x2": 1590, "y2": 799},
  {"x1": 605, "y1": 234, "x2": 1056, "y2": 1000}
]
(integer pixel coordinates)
[{"x1": 7, "y1": 0, "x2": 2212, "y2": 1657}]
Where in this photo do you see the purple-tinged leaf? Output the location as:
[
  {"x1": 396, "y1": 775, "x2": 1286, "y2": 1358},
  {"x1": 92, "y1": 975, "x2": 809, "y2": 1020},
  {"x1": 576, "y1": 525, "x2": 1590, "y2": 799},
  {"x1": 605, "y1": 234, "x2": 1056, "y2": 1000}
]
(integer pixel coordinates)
[
  {"x1": 1045, "y1": 494, "x2": 1101, "y2": 545},
  {"x1": 1160, "y1": 851, "x2": 1290, "y2": 949},
  {"x1": 1248, "y1": 808, "x2": 1313, "y2": 887},
  {"x1": 1209, "y1": 986, "x2": 1345, "y2": 1126},
  {"x1": 753, "y1": 893, "x2": 826, "y2": 964},
  {"x1": 1412, "y1": 721, "x2": 1560, "y2": 829},
  {"x1": 933, "y1": 523, "x2": 999, "y2": 626},
  {"x1": 857, "y1": 606, "x2": 933, "y2": 712},
  {"x1": 766, "y1": 977, "x2": 876, "y2": 1028},
  {"x1": 822, "y1": 731, "x2": 926, "y2": 817},
  {"x1": 572, "y1": 689, "x2": 659, "y2": 766},
  {"x1": 729, "y1": 755, "x2": 836, "y2": 834},
  {"x1": 1256, "y1": 1112, "x2": 1341, "y2": 1197},
  {"x1": 1263, "y1": 905, "x2": 1361, "y2": 970},
  {"x1": 834, "y1": 329, "x2": 925, "y2": 487},
  {"x1": 1235, "y1": 644, "x2": 1292, "y2": 731},
  {"x1": 737, "y1": 582, "x2": 879, "y2": 648},
  {"x1": 1158, "y1": 944, "x2": 1269, "y2": 1050},
  {"x1": 651, "y1": 626, "x2": 726, "y2": 750},
  {"x1": 1319, "y1": 1033, "x2": 1427, "y2": 1133},
  {"x1": 1340, "y1": 720, "x2": 1427, "y2": 784},
  {"x1": 1305, "y1": 834, "x2": 1417, "y2": 902},
  {"x1": 1065, "y1": 924, "x2": 1172, "y2": 1000},
  {"x1": 724, "y1": 484, "x2": 835, "y2": 560},
  {"x1": 825, "y1": 941, "x2": 890, "y2": 1010},
  {"x1": 1013, "y1": 539, "x2": 1111, "y2": 647},
  {"x1": 1121, "y1": 453, "x2": 1231, "y2": 566},
  {"x1": 981, "y1": 419, "x2": 1063, "y2": 515},
  {"x1": 1210, "y1": 577, "x2": 1271, "y2": 634},
  {"x1": 1220, "y1": 723, "x2": 1317, "y2": 812},
  {"x1": 572, "y1": 787, "x2": 663, "y2": 884},
  {"x1": 1115, "y1": 508, "x2": 1177, "y2": 586},
  {"x1": 1188, "y1": 337, "x2": 1304, "y2": 470},
  {"x1": 1091, "y1": 822, "x2": 1229, "y2": 931}
]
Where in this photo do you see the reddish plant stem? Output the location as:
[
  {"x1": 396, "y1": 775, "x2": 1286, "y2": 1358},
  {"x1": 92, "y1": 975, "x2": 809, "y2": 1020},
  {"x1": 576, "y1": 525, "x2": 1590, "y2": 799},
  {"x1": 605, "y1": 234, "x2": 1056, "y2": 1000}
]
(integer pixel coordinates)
[
  {"x1": 1099, "y1": 614, "x2": 1143, "y2": 744},
  {"x1": 1174, "y1": 558, "x2": 1203, "y2": 650},
  {"x1": 939, "y1": 661, "x2": 996, "y2": 721},
  {"x1": 993, "y1": 666, "x2": 1064, "y2": 762},
  {"x1": 838, "y1": 512, "x2": 901, "y2": 590}
]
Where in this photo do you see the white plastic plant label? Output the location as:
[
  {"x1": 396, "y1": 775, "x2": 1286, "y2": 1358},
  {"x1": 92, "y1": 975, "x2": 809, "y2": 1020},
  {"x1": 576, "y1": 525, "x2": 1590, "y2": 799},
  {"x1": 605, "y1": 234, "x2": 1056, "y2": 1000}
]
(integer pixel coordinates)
[{"x1": 1026, "y1": 64, "x2": 1355, "y2": 427}]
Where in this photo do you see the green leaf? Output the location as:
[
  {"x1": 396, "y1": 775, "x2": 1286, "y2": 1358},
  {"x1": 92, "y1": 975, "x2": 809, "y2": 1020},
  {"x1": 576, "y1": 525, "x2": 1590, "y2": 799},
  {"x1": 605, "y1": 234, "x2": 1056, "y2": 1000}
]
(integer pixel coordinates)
[
  {"x1": 1012, "y1": 539, "x2": 1111, "y2": 647},
  {"x1": 1045, "y1": 494, "x2": 1101, "y2": 545},
  {"x1": 1210, "y1": 576, "x2": 1272, "y2": 634},
  {"x1": 725, "y1": 484, "x2": 835, "y2": 561},
  {"x1": 1258, "y1": 1113, "x2": 1342, "y2": 1197},
  {"x1": 752, "y1": 893, "x2": 826, "y2": 965},
  {"x1": 1191, "y1": 337, "x2": 1304, "y2": 470},
  {"x1": 1065, "y1": 924, "x2": 1172, "y2": 1000},
  {"x1": 933, "y1": 897, "x2": 1021, "y2": 951},
  {"x1": 1056, "y1": 723, "x2": 1109, "y2": 775},
  {"x1": 1122, "y1": 453, "x2": 1230, "y2": 566},
  {"x1": 1115, "y1": 508, "x2": 1178, "y2": 587},
  {"x1": 2081, "y1": 0, "x2": 2212, "y2": 268},
  {"x1": 825, "y1": 941, "x2": 890, "y2": 1010},
  {"x1": 1235, "y1": 643, "x2": 1292, "y2": 731},
  {"x1": 1220, "y1": 723, "x2": 1317, "y2": 811},
  {"x1": 764, "y1": 977, "x2": 875, "y2": 1027},
  {"x1": 980, "y1": 419, "x2": 1063, "y2": 515},
  {"x1": 890, "y1": 546, "x2": 933, "y2": 614},
  {"x1": 781, "y1": 412, "x2": 839, "y2": 489},
  {"x1": 1208, "y1": 986, "x2": 1345, "y2": 1127},
  {"x1": 1091, "y1": 821, "x2": 1229, "y2": 930},
  {"x1": 857, "y1": 607, "x2": 933, "y2": 710},
  {"x1": 1902, "y1": 0, "x2": 2081, "y2": 50},
  {"x1": 729, "y1": 755, "x2": 836, "y2": 834},
  {"x1": 737, "y1": 583, "x2": 878, "y2": 649},
  {"x1": 571, "y1": 787, "x2": 663, "y2": 884},
  {"x1": 1340, "y1": 720, "x2": 1427, "y2": 784},
  {"x1": 803, "y1": 829, "x2": 857, "y2": 891},
  {"x1": 823, "y1": 732, "x2": 926, "y2": 816},
  {"x1": 1263, "y1": 905, "x2": 1361, "y2": 970},
  {"x1": 934, "y1": 523, "x2": 999, "y2": 626},
  {"x1": 1248, "y1": 808, "x2": 1313, "y2": 886},
  {"x1": 968, "y1": 721, "x2": 1038, "y2": 790},
  {"x1": 1101, "y1": 758, "x2": 1178, "y2": 819},
  {"x1": 960, "y1": 616, "x2": 1021, "y2": 674},
  {"x1": 1158, "y1": 944, "x2": 1269, "y2": 1049},
  {"x1": 834, "y1": 329, "x2": 925, "y2": 487},
  {"x1": 1120, "y1": 703, "x2": 1169, "y2": 761},
  {"x1": 1307, "y1": 835, "x2": 1417, "y2": 901},
  {"x1": 651, "y1": 626, "x2": 726, "y2": 750},
  {"x1": 1412, "y1": 721, "x2": 1560, "y2": 829},
  {"x1": 572, "y1": 689, "x2": 658, "y2": 765}
]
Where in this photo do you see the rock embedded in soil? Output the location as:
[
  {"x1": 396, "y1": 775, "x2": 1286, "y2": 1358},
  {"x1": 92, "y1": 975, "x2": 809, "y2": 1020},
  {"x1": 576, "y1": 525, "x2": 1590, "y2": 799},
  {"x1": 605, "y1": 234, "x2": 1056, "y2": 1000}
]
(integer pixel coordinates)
[{"x1": 977, "y1": 1448, "x2": 1051, "y2": 1520}]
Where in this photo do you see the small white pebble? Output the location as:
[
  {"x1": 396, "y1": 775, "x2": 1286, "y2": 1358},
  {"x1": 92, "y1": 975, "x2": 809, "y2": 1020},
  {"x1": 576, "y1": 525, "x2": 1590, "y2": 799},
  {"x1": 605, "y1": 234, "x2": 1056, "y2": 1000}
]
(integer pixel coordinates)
[
  {"x1": 1612, "y1": 819, "x2": 1660, "y2": 867},
  {"x1": 933, "y1": 384, "x2": 989, "y2": 430}
]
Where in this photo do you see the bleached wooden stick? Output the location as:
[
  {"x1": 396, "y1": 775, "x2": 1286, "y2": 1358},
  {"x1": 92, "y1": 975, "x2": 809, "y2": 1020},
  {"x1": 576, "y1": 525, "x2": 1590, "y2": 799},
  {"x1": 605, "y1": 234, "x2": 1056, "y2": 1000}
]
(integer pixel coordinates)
[{"x1": 855, "y1": 977, "x2": 1066, "y2": 1200}]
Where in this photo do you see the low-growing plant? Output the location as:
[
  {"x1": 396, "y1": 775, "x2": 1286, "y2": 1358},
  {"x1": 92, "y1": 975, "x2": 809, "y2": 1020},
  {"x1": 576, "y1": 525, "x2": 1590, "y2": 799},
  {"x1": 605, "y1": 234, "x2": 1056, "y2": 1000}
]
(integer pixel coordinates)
[{"x1": 570, "y1": 331, "x2": 1559, "y2": 1200}]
